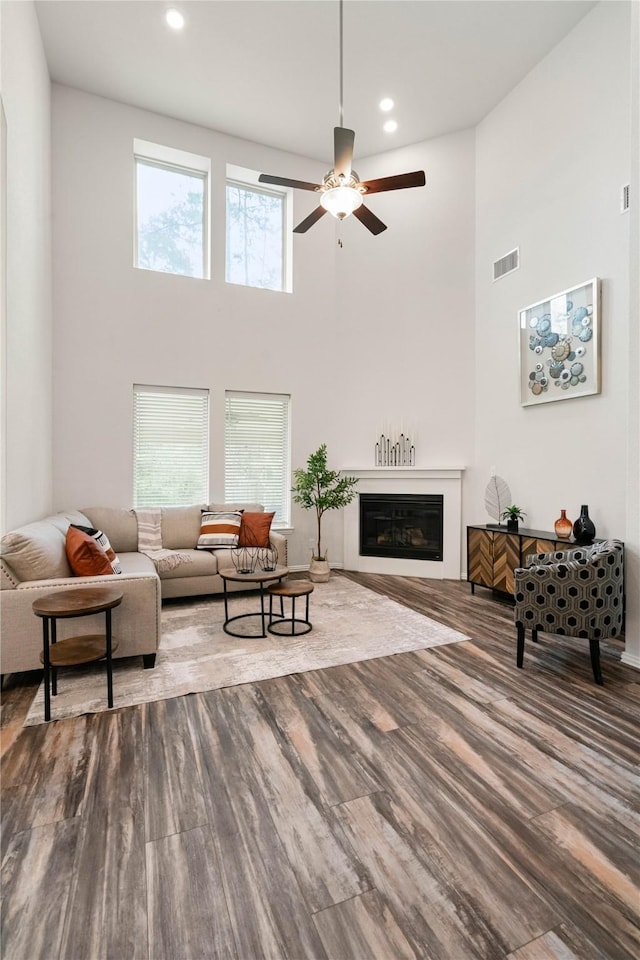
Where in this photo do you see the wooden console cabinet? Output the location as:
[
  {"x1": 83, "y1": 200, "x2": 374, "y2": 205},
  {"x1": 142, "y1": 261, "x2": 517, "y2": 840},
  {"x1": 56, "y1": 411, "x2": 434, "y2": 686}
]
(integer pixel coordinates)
[{"x1": 466, "y1": 525, "x2": 579, "y2": 598}]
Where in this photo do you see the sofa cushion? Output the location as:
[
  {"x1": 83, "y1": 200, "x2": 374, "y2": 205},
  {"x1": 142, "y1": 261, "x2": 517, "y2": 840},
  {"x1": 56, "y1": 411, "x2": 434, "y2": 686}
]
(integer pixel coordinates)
[
  {"x1": 65, "y1": 526, "x2": 114, "y2": 577},
  {"x1": 238, "y1": 511, "x2": 275, "y2": 547},
  {"x1": 157, "y1": 549, "x2": 218, "y2": 580},
  {"x1": 208, "y1": 502, "x2": 264, "y2": 514},
  {"x1": 196, "y1": 511, "x2": 243, "y2": 550},
  {"x1": 71, "y1": 525, "x2": 122, "y2": 574},
  {"x1": 81, "y1": 507, "x2": 139, "y2": 553},
  {"x1": 161, "y1": 505, "x2": 205, "y2": 549},
  {"x1": 216, "y1": 547, "x2": 261, "y2": 573},
  {"x1": 0, "y1": 518, "x2": 72, "y2": 581}
]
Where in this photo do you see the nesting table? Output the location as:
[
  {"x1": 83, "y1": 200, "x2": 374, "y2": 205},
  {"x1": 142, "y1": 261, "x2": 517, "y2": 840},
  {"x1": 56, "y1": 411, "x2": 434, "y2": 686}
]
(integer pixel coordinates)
[
  {"x1": 220, "y1": 566, "x2": 288, "y2": 638},
  {"x1": 32, "y1": 586, "x2": 123, "y2": 722},
  {"x1": 267, "y1": 580, "x2": 314, "y2": 636}
]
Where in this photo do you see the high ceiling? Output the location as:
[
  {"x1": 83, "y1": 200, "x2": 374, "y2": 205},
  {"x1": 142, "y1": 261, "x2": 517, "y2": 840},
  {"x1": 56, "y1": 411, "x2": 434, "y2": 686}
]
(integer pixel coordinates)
[{"x1": 35, "y1": 0, "x2": 597, "y2": 163}]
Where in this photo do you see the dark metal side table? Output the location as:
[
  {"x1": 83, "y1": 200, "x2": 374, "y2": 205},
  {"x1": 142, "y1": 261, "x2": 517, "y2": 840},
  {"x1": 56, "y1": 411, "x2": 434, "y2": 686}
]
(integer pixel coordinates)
[
  {"x1": 220, "y1": 566, "x2": 288, "y2": 638},
  {"x1": 32, "y1": 586, "x2": 123, "y2": 721}
]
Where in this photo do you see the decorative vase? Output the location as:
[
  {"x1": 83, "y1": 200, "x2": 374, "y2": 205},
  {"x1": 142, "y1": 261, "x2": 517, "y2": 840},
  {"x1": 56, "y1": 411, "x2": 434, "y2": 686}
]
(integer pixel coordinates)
[
  {"x1": 259, "y1": 545, "x2": 278, "y2": 572},
  {"x1": 506, "y1": 519, "x2": 519, "y2": 533},
  {"x1": 309, "y1": 553, "x2": 330, "y2": 583},
  {"x1": 554, "y1": 509, "x2": 573, "y2": 540},
  {"x1": 231, "y1": 545, "x2": 257, "y2": 575},
  {"x1": 573, "y1": 505, "x2": 596, "y2": 545}
]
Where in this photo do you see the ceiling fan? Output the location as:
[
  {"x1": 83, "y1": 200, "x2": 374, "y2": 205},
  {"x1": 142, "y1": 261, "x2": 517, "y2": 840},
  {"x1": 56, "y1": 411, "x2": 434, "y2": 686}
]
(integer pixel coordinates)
[{"x1": 258, "y1": 2, "x2": 426, "y2": 235}]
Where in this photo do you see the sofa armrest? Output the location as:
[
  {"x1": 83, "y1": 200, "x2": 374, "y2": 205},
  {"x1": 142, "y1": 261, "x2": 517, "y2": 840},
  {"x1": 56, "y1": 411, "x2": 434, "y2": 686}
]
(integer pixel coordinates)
[
  {"x1": 270, "y1": 530, "x2": 288, "y2": 567},
  {"x1": 0, "y1": 571, "x2": 161, "y2": 675}
]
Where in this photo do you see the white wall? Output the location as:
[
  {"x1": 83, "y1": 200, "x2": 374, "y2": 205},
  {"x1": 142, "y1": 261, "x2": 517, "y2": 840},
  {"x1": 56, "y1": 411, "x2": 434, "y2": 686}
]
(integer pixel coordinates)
[
  {"x1": 0, "y1": 0, "x2": 52, "y2": 531},
  {"x1": 50, "y1": 87, "x2": 476, "y2": 568},
  {"x1": 475, "y1": 0, "x2": 636, "y2": 658},
  {"x1": 474, "y1": 1, "x2": 630, "y2": 537},
  {"x1": 622, "y1": 0, "x2": 640, "y2": 668}
]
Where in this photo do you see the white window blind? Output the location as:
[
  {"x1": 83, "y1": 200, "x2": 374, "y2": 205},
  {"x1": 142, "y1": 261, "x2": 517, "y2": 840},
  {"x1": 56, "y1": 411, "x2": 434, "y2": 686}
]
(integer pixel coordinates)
[
  {"x1": 224, "y1": 392, "x2": 291, "y2": 525},
  {"x1": 133, "y1": 384, "x2": 209, "y2": 507}
]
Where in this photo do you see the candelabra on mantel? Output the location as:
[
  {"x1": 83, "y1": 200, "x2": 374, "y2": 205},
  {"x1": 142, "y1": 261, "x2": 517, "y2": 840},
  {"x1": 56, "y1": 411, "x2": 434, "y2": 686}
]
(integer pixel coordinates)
[{"x1": 375, "y1": 429, "x2": 416, "y2": 467}]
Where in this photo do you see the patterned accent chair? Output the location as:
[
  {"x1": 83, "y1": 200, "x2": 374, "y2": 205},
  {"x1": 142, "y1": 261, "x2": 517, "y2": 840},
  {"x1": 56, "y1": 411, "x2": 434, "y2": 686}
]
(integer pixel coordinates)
[{"x1": 514, "y1": 539, "x2": 624, "y2": 685}]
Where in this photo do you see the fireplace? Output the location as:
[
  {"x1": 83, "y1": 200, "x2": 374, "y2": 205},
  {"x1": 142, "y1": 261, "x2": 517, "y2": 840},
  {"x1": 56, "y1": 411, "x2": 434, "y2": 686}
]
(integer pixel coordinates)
[
  {"x1": 359, "y1": 493, "x2": 443, "y2": 561},
  {"x1": 341, "y1": 468, "x2": 464, "y2": 580}
]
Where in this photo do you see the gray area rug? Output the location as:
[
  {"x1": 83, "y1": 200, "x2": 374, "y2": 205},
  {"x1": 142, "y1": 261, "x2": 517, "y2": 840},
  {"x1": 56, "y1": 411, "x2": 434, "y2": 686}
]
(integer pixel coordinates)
[{"x1": 25, "y1": 576, "x2": 468, "y2": 726}]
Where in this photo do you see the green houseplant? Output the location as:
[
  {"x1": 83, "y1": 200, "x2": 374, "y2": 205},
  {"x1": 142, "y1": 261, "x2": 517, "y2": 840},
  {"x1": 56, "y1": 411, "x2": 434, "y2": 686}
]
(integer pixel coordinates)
[
  {"x1": 291, "y1": 444, "x2": 358, "y2": 582},
  {"x1": 501, "y1": 504, "x2": 526, "y2": 532}
]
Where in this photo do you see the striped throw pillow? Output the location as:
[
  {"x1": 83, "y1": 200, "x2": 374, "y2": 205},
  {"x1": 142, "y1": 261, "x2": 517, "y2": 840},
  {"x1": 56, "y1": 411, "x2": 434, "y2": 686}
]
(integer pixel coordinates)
[{"x1": 197, "y1": 511, "x2": 243, "y2": 550}]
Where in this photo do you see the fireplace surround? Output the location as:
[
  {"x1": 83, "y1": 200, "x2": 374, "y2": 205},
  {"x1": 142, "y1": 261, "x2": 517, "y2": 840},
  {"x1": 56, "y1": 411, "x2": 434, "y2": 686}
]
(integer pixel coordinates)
[{"x1": 342, "y1": 468, "x2": 464, "y2": 579}]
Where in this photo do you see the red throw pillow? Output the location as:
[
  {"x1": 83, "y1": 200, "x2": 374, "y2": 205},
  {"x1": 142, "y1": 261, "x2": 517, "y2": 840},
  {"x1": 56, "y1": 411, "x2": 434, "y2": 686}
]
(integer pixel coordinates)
[
  {"x1": 238, "y1": 511, "x2": 275, "y2": 548},
  {"x1": 65, "y1": 525, "x2": 114, "y2": 576}
]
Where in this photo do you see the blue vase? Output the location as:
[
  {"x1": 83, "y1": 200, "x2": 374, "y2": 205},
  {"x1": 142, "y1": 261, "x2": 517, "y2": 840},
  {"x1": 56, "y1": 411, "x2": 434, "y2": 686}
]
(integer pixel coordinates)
[{"x1": 573, "y1": 505, "x2": 596, "y2": 545}]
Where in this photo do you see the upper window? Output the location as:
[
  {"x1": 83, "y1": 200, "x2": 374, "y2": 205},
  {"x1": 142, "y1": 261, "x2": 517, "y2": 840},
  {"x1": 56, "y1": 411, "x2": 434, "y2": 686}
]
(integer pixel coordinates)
[
  {"x1": 226, "y1": 164, "x2": 292, "y2": 293},
  {"x1": 133, "y1": 384, "x2": 209, "y2": 507},
  {"x1": 224, "y1": 391, "x2": 291, "y2": 525},
  {"x1": 134, "y1": 139, "x2": 210, "y2": 280}
]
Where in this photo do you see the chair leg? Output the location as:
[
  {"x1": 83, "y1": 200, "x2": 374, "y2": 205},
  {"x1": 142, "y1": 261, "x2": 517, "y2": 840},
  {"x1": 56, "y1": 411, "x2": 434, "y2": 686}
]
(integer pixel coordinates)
[
  {"x1": 516, "y1": 622, "x2": 525, "y2": 668},
  {"x1": 589, "y1": 638, "x2": 603, "y2": 685},
  {"x1": 532, "y1": 627, "x2": 539, "y2": 643}
]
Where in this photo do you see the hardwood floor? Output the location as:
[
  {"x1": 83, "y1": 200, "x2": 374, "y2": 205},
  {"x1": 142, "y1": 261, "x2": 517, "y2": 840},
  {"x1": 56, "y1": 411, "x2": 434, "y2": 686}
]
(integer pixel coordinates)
[{"x1": 1, "y1": 572, "x2": 638, "y2": 960}]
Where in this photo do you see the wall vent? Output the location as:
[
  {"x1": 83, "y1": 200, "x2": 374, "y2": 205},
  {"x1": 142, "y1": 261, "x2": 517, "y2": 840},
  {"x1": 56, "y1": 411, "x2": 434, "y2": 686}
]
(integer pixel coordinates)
[
  {"x1": 621, "y1": 183, "x2": 630, "y2": 213},
  {"x1": 493, "y1": 247, "x2": 519, "y2": 281}
]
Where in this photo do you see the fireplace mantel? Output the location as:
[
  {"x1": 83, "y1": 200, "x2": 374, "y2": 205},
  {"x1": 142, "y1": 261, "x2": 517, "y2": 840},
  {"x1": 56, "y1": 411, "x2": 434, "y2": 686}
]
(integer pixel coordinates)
[{"x1": 341, "y1": 467, "x2": 465, "y2": 580}]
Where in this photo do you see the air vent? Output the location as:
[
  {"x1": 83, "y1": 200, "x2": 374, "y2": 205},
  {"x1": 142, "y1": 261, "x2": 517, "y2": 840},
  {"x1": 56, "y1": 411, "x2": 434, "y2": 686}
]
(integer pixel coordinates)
[
  {"x1": 493, "y1": 247, "x2": 519, "y2": 281},
  {"x1": 621, "y1": 183, "x2": 630, "y2": 213}
]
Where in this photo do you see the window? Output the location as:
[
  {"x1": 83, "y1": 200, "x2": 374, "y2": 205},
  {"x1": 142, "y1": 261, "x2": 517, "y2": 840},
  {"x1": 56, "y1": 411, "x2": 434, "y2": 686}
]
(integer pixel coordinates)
[
  {"x1": 133, "y1": 385, "x2": 209, "y2": 507},
  {"x1": 134, "y1": 139, "x2": 210, "y2": 279},
  {"x1": 226, "y1": 164, "x2": 292, "y2": 292},
  {"x1": 224, "y1": 391, "x2": 291, "y2": 525}
]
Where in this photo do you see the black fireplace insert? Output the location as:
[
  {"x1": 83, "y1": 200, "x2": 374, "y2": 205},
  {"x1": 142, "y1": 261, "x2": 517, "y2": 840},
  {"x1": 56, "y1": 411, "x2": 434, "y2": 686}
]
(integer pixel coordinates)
[{"x1": 359, "y1": 493, "x2": 443, "y2": 561}]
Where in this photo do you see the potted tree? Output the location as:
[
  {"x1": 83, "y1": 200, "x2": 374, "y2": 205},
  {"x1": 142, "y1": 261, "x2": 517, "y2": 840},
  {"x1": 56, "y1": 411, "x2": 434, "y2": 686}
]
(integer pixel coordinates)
[
  {"x1": 502, "y1": 504, "x2": 526, "y2": 533},
  {"x1": 291, "y1": 444, "x2": 358, "y2": 582}
]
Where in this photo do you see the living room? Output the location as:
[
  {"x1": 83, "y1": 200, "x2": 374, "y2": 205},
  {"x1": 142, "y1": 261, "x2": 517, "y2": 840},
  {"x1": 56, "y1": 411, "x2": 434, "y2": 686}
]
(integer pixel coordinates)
[
  {"x1": 3, "y1": 1, "x2": 638, "y2": 658},
  {"x1": 1, "y1": 1, "x2": 639, "y2": 957}
]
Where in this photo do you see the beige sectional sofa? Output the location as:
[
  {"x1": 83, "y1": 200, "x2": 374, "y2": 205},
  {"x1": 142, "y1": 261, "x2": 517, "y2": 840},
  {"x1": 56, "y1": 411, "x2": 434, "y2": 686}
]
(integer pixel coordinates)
[{"x1": 0, "y1": 503, "x2": 287, "y2": 676}]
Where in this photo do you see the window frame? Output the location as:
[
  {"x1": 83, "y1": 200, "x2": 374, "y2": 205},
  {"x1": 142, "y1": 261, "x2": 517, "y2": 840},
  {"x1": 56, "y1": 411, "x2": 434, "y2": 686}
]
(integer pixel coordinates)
[
  {"x1": 133, "y1": 138, "x2": 211, "y2": 281},
  {"x1": 133, "y1": 383, "x2": 210, "y2": 508},
  {"x1": 225, "y1": 163, "x2": 293, "y2": 294}
]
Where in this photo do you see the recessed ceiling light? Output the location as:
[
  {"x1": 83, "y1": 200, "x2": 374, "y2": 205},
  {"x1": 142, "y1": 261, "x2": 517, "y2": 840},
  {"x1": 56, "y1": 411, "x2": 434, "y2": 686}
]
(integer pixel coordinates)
[
  {"x1": 379, "y1": 97, "x2": 394, "y2": 112},
  {"x1": 165, "y1": 8, "x2": 185, "y2": 30},
  {"x1": 383, "y1": 119, "x2": 398, "y2": 134}
]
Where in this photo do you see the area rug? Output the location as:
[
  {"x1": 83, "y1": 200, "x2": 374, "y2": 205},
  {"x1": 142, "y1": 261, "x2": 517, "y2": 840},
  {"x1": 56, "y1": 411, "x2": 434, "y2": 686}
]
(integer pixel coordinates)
[{"x1": 24, "y1": 576, "x2": 468, "y2": 726}]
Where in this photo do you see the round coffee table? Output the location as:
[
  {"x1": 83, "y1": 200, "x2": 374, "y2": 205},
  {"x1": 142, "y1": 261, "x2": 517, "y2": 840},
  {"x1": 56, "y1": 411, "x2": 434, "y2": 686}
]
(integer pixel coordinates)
[
  {"x1": 32, "y1": 586, "x2": 123, "y2": 722},
  {"x1": 220, "y1": 566, "x2": 288, "y2": 638}
]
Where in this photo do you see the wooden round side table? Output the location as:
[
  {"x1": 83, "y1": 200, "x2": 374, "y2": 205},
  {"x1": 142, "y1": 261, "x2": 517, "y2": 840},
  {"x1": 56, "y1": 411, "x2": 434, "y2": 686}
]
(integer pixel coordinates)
[
  {"x1": 32, "y1": 586, "x2": 123, "y2": 722},
  {"x1": 267, "y1": 580, "x2": 314, "y2": 636}
]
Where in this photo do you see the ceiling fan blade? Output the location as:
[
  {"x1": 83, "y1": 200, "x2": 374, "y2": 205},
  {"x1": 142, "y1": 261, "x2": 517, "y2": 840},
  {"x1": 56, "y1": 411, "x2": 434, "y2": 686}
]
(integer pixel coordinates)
[
  {"x1": 293, "y1": 206, "x2": 328, "y2": 234},
  {"x1": 334, "y1": 127, "x2": 355, "y2": 179},
  {"x1": 358, "y1": 171, "x2": 426, "y2": 194},
  {"x1": 352, "y1": 204, "x2": 387, "y2": 235},
  {"x1": 259, "y1": 174, "x2": 319, "y2": 192}
]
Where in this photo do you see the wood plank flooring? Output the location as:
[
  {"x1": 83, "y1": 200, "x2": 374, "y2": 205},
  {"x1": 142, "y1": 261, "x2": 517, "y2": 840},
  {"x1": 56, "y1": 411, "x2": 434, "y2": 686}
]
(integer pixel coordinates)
[{"x1": 1, "y1": 572, "x2": 638, "y2": 960}]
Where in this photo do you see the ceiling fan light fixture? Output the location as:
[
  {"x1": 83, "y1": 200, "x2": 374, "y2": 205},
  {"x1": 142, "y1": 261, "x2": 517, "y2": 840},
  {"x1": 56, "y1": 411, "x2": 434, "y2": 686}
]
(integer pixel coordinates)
[
  {"x1": 165, "y1": 8, "x2": 185, "y2": 30},
  {"x1": 320, "y1": 185, "x2": 363, "y2": 220}
]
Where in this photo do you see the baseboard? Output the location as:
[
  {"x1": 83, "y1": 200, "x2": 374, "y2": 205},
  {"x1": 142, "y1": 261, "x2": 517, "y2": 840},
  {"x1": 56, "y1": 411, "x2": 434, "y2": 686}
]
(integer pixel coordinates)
[
  {"x1": 620, "y1": 650, "x2": 640, "y2": 671},
  {"x1": 288, "y1": 562, "x2": 345, "y2": 574}
]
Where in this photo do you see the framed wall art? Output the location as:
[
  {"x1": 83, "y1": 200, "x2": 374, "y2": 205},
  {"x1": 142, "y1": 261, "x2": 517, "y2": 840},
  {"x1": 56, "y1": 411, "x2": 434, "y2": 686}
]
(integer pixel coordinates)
[{"x1": 519, "y1": 277, "x2": 601, "y2": 406}]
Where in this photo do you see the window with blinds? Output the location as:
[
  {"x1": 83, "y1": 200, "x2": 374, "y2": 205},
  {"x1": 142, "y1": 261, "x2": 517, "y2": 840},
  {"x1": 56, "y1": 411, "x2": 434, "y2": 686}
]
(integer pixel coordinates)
[
  {"x1": 133, "y1": 384, "x2": 209, "y2": 507},
  {"x1": 224, "y1": 391, "x2": 291, "y2": 526}
]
